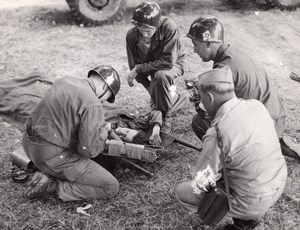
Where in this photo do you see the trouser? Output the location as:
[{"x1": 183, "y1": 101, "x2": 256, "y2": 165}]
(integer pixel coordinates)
[
  {"x1": 22, "y1": 131, "x2": 119, "y2": 202},
  {"x1": 174, "y1": 175, "x2": 286, "y2": 221},
  {"x1": 191, "y1": 113, "x2": 285, "y2": 141},
  {"x1": 135, "y1": 65, "x2": 183, "y2": 116}
]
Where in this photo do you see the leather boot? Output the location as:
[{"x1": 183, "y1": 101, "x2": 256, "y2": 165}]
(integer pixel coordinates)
[
  {"x1": 223, "y1": 218, "x2": 260, "y2": 230},
  {"x1": 24, "y1": 172, "x2": 57, "y2": 199},
  {"x1": 280, "y1": 136, "x2": 300, "y2": 160}
]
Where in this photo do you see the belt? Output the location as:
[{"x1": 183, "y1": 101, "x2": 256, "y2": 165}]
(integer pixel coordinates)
[
  {"x1": 26, "y1": 127, "x2": 51, "y2": 145},
  {"x1": 27, "y1": 134, "x2": 51, "y2": 145}
]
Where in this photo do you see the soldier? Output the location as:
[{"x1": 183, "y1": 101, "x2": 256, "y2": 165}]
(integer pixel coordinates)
[
  {"x1": 22, "y1": 65, "x2": 121, "y2": 201},
  {"x1": 174, "y1": 67, "x2": 287, "y2": 230},
  {"x1": 126, "y1": 1, "x2": 187, "y2": 134},
  {"x1": 187, "y1": 15, "x2": 299, "y2": 160}
]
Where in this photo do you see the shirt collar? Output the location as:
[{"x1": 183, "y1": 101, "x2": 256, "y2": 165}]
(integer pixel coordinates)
[
  {"x1": 212, "y1": 97, "x2": 240, "y2": 125},
  {"x1": 215, "y1": 42, "x2": 230, "y2": 62}
]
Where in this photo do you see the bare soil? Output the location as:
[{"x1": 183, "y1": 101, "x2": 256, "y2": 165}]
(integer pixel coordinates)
[{"x1": 0, "y1": 0, "x2": 299, "y2": 229}]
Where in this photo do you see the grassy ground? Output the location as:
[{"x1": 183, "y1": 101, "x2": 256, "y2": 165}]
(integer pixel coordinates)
[{"x1": 0, "y1": 0, "x2": 299, "y2": 229}]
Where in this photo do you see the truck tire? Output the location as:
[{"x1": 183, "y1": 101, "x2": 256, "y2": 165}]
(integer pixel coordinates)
[
  {"x1": 66, "y1": 0, "x2": 126, "y2": 26},
  {"x1": 271, "y1": 0, "x2": 300, "y2": 10}
]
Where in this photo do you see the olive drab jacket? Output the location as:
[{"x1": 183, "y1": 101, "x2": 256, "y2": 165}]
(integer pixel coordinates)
[
  {"x1": 213, "y1": 42, "x2": 287, "y2": 122},
  {"x1": 126, "y1": 16, "x2": 185, "y2": 74},
  {"x1": 26, "y1": 77, "x2": 107, "y2": 158},
  {"x1": 196, "y1": 97, "x2": 287, "y2": 219}
]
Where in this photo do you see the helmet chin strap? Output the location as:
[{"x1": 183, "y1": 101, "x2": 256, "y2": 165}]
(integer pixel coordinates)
[{"x1": 98, "y1": 87, "x2": 110, "y2": 100}]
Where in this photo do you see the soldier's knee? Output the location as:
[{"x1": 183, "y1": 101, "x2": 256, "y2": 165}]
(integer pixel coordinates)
[
  {"x1": 106, "y1": 178, "x2": 120, "y2": 198},
  {"x1": 153, "y1": 70, "x2": 168, "y2": 83},
  {"x1": 174, "y1": 183, "x2": 186, "y2": 202}
]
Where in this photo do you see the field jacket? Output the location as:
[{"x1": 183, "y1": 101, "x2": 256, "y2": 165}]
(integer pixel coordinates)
[
  {"x1": 126, "y1": 16, "x2": 185, "y2": 74},
  {"x1": 196, "y1": 97, "x2": 287, "y2": 219},
  {"x1": 213, "y1": 42, "x2": 287, "y2": 121},
  {"x1": 26, "y1": 77, "x2": 107, "y2": 158}
]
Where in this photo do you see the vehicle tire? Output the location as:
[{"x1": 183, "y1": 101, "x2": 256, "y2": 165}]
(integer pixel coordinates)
[
  {"x1": 66, "y1": 0, "x2": 126, "y2": 26},
  {"x1": 271, "y1": 0, "x2": 300, "y2": 10}
]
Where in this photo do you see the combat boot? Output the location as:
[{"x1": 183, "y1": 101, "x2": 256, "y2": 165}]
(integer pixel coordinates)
[
  {"x1": 280, "y1": 136, "x2": 300, "y2": 160},
  {"x1": 24, "y1": 172, "x2": 57, "y2": 199},
  {"x1": 223, "y1": 218, "x2": 260, "y2": 230}
]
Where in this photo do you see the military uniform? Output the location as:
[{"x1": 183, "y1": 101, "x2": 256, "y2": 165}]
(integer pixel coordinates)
[
  {"x1": 192, "y1": 42, "x2": 287, "y2": 139},
  {"x1": 126, "y1": 16, "x2": 185, "y2": 116},
  {"x1": 22, "y1": 76, "x2": 119, "y2": 201},
  {"x1": 175, "y1": 97, "x2": 287, "y2": 220}
]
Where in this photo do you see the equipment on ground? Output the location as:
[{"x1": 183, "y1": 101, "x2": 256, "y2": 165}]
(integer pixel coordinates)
[
  {"x1": 10, "y1": 147, "x2": 36, "y2": 183},
  {"x1": 160, "y1": 131, "x2": 202, "y2": 152}
]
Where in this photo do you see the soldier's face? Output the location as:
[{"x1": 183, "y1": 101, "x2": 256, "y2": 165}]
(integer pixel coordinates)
[
  {"x1": 91, "y1": 74, "x2": 112, "y2": 102},
  {"x1": 192, "y1": 39, "x2": 211, "y2": 62},
  {"x1": 137, "y1": 26, "x2": 156, "y2": 38}
]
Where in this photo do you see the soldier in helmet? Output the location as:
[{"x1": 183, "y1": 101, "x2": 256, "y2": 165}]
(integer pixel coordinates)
[
  {"x1": 126, "y1": 1, "x2": 187, "y2": 135},
  {"x1": 187, "y1": 15, "x2": 300, "y2": 160},
  {"x1": 22, "y1": 65, "x2": 121, "y2": 201}
]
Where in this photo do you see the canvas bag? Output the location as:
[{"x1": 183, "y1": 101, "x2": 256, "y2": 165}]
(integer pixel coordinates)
[{"x1": 197, "y1": 124, "x2": 232, "y2": 226}]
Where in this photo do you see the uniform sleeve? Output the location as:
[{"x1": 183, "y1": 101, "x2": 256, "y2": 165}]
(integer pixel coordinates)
[
  {"x1": 126, "y1": 29, "x2": 138, "y2": 71},
  {"x1": 77, "y1": 106, "x2": 108, "y2": 158},
  {"x1": 195, "y1": 128, "x2": 222, "y2": 178},
  {"x1": 135, "y1": 19, "x2": 179, "y2": 73},
  {"x1": 148, "y1": 109, "x2": 163, "y2": 127}
]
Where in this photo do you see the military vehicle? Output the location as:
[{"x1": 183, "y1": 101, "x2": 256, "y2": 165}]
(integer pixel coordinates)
[{"x1": 65, "y1": 0, "x2": 127, "y2": 26}]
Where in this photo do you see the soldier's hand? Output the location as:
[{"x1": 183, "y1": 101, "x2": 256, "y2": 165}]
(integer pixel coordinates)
[
  {"x1": 103, "y1": 122, "x2": 112, "y2": 133},
  {"x1": 127, "y1": 68, "x2": 137, "y2": 87},
  {"x1": 149, "y1": 133, "x2": 162, "y2": 146},
  {"x1": 127, "y1": 76, "x2": 134, "y2": 87}
]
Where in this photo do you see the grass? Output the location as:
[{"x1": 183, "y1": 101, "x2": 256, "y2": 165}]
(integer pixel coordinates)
[{"x1": 0, "y1": 0, "x2": 300, "y2": 229}]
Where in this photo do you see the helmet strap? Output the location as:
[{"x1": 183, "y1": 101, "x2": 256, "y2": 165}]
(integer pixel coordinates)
[{"x1": 98, "y1": 87, "x2": 110, "y2": 100}]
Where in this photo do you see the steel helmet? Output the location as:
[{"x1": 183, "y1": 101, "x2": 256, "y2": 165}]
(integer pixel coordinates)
[
  {"x1": 88, "y1": 65, "x2": 120, "y2": 103},
  {"x1": 187, "y1": 16, "x2": 224, "y2": 43},
  {"x1": 131, "y1": 1, "x2": 161, "y2": 28}
]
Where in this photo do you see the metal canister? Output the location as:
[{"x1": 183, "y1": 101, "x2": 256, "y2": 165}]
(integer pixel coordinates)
[{"x1": 10, "y1": 147, "x2": 35, "y2": 170}]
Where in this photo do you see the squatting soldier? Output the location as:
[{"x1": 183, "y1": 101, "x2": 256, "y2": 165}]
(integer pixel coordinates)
[{"x1": 126, "y1": 1, "x2": 187, "y2": 135}]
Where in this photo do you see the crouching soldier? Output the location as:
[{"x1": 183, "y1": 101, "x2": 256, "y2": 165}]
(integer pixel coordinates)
[
  {"x1": 174, "y1": 67, "x2": 287, "y2": 229},
  {"x1": 126, "y1": 1, "x2": 187, "y2": 133},
  {"x1": 22, "y1": 65, "x2": 121, "y2": 201}
]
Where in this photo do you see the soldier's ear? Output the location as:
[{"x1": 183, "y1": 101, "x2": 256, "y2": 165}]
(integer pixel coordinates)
[{"x1": 207, "y1": 92, "x2": 214, "y2": 104}]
